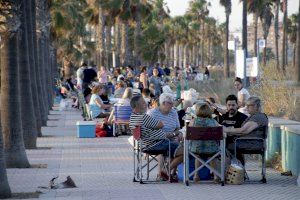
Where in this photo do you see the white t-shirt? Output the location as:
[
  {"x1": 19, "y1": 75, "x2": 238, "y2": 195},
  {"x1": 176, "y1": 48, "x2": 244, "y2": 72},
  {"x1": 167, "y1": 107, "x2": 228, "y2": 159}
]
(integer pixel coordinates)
[
  {"x1": 238, "y1": 88, "x2": 250, "y2": 103},
  {"x1": 238, "y1": 88, "x2": 250, "y2": 115}
]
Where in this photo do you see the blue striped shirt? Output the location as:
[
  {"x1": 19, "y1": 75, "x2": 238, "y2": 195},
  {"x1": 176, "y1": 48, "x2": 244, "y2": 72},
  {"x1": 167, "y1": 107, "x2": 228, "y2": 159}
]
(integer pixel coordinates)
[{"x1": 147, "y1": 108, "x2": 180, "y2": 133}]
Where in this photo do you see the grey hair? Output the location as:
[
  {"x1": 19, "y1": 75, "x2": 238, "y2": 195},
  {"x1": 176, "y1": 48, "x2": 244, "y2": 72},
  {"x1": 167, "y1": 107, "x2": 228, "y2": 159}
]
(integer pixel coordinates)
[
  {"x1": 159, "y1": 93, "x2": 174, "y2": 105},
  {"x1": 247, "y1": 96, "x2": 261, "y2": 110},
  {"x1": 130, "y1": 95, "x2": 143, "y2": 109}
]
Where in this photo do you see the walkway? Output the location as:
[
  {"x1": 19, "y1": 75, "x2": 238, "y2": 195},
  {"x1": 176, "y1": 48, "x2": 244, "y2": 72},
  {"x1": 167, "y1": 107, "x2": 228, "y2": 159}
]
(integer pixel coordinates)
[{"x1": 6, "y1": 106, "x2": 300, "y2": 200}]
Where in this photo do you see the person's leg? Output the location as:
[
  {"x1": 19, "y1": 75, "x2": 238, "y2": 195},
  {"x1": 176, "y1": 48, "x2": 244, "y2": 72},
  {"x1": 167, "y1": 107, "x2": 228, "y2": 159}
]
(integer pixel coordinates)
[{"x1": 194, "y1": 158, "x2": 200, "y2": 182}]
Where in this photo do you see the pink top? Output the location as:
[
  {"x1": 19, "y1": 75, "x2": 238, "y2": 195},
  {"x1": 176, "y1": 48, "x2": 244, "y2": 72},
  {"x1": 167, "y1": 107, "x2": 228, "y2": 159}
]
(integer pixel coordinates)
[{"x1": 98, "y1": 71, "x2": 108, "y2": 84}]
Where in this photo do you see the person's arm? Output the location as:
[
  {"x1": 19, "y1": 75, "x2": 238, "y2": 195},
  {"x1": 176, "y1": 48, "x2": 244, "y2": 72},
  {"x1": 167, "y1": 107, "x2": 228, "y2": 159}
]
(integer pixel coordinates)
[
  {"x1": 143, "y1": 114, "x2": 164, "y2": 130},
  {"x1": 223, "y1": 121, "x2": 258, "y2": 136},
  {"x1": 95, "y1": 98, "x2": 111, "y2": 109},
  {"x1": 155, "y1": 121, "x2": 164, "y2": 129},
  {"x1": 238, "y1": 92, "x2": 247, "y2": 107}
]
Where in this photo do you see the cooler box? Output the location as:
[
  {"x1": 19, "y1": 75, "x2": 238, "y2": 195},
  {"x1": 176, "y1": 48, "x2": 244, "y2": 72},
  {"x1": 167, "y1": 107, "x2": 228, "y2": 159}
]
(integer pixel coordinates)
[
  {"x1": 177, "y1": 157, "x2": 212, "y2": 181},
  {"x1": 76, "y1": 121, "x2": 96, "y2": 138}
]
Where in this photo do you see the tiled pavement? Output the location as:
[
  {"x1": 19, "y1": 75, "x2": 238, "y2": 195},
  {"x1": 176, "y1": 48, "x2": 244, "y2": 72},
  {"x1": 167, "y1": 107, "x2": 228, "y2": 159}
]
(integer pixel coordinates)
[{"x1": 5, "y1": 107, "x2": 300, "y2": 200}]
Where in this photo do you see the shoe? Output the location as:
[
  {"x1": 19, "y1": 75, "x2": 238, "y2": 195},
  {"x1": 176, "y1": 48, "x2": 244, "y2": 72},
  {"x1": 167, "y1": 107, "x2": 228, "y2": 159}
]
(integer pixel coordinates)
[
  {"x1": 159, "y1": 171, "x2": 169, "y2": 181},
  {"x1": 170, "y1": 174, "x2": 179, "y2": 183}
]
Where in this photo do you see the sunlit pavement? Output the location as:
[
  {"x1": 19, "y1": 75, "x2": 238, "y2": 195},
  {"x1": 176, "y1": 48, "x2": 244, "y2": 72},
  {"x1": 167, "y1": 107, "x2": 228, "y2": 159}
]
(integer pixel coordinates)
[{"x1": 6, "y1": 106, "x2": 300, "y2": 200}]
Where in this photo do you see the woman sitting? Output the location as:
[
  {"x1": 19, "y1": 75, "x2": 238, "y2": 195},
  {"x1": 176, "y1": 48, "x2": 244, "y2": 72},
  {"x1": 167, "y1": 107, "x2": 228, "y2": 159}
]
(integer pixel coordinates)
[
  {"x1": 89, "y1": 85, "x2": 111, "y2": 119},
  {"x1": 108, "y1": 87, "x2": 133, "y2": 124},
  {"x1": 189, "y1": 103, "x2": 219, "y2": 182}
]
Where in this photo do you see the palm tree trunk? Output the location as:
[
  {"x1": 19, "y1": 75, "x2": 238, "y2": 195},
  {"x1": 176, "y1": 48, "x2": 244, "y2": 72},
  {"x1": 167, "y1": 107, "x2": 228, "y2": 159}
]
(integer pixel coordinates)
[
  {"x1": 114, "y1": 22, "x2": 121, "y2": 68},
  {"x1": 224, "y1": 13, "x2": 230, "y2": 78},
  {"x1": 170, "y1": 44, "x2": 174, "y2": 67},
  {"x1": 27, "y1": 0, "x2": 42, "y2": 136},
  {"x1": 98, "y1": 6, "x2": 105, "y2": 67},
  {"x1": 121, "y1": 22, "x2": 130, "y2": 66},
  {"x1": 105, "y1": 25, "x2": 112, "y2": 68},
  {"x1": 274, "y1": 0, "x2": 280, "y2": 70},
  {"x1": 281, "y1": 0, "x2": 287, "y2": 73},
  {"x1": 36, "y1": 0, "x2": 49, "y2": 126},
  {"x1": 183, "y1": 43, "x2": 188, "y2": 68},
  {"x1": 19, "y1": 0, "x2": 38, "y2": 149},
  {"x1": 253, "y1": 12, "x2": 258, "y2": 57},
  {"x1": 174, "y1": 40, "x2": 179, "y2": 67},
  {"x1": 201, "y1": 19, "x2": 205, "y2": 68},
  {"x1": 0, "y1": 115, "x2": 11, "y2": 200},
  {"x1": 1, "y1": 29, "x2": 30, "y2": 168},
  {"x1": 134, "y1": 11, "x2": 142, "y2": 66},
  {"x1": 164, "y1": 42, "x2": 168, "y2": 66}
]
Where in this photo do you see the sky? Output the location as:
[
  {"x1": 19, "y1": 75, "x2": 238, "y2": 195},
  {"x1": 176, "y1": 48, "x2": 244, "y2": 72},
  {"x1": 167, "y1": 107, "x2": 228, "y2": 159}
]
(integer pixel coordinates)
[{"x1": 164, "y1": 0, "x2": 299, "y2": 32}]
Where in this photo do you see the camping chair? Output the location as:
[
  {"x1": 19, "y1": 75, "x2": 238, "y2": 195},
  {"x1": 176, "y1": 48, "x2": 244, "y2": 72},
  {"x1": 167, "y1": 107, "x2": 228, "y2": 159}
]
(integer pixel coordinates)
[
  {"x1": 113, "y1": 105, "x2": 132, "y2": 136},
  {"x1": 233, "y1": 126, "x2": 268, "y2": 183},
  {"x1": 183, "y1": 126, "x2": 226, "y2": 186},
  {"x1": 132, "y1": 126, "x2": 171, "y2": 183}
]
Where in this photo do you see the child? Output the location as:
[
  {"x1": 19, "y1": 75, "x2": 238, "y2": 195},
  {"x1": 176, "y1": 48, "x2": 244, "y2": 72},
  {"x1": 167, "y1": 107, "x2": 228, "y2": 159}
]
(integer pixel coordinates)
[{"x1": 189, "y1": 103, "x2": 219, "y2": 182}]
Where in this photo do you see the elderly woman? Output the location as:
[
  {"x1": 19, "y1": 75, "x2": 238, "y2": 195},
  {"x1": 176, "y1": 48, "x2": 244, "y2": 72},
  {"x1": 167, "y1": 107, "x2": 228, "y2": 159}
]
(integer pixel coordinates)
[
  {"x1": 89, "y1": 85, "x2": 112, "y2": 119},
  {"x1": 147, "y1": 93, "x2": 180, "y2": 135},
  {"x1": 224, "y1": 96, "x2": 268, "y2": 165},
  {"x1": 129, "y1": 95, "x2": 183, "y2": 182}
]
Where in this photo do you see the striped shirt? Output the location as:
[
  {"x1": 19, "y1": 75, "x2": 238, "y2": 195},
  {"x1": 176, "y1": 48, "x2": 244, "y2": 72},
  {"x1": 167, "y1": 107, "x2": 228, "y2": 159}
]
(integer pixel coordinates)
[
  {"x1": 147, "y1": 108, "x2": 180, "y2": 133},
  {"x1": 129, "y1": 113, "x2": 165, "y2": 149}
]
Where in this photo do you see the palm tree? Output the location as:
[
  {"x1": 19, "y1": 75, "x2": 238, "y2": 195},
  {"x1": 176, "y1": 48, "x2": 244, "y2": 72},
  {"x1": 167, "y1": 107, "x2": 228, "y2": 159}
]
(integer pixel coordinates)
[
  {"x1": 260, "y1": 3, "x2": 274, "y2": 65},
  {"x1": 19, "y1": 0, "x2": 38, "y2": 148},
  {"x1": 37, "y1": 0, "x2": 51, "y2": 125},
  {"x1": 220, "y1": 0, "x2": 231, "y2": 78},
  {"x1": 188, "y1": 0, "x2": 210, "y2": 68},
  {"x1": 281, "y1": 0, "x2": 287, "y2": 73},
  {"x1": 272, "y1": 0, "x2": 280, "y2": 69},
  {"x1": 27, "y1": 0, "x2": 43, "y2": 137},
  {"x1": 0, "y1": 0, "x2": 30, "y2": 168},
  {"x1": 247, "y1": 0, "x2": 265, "y2": 57},
  {"x1": 0, "y1": 114, "x2": 11, "y2": 198},
  {"x1": 296, "y1": 1, "x2": 300, "y2": 84},
  {"x1": 287, "y1": 14, "x2": 298, "y2": 69}
]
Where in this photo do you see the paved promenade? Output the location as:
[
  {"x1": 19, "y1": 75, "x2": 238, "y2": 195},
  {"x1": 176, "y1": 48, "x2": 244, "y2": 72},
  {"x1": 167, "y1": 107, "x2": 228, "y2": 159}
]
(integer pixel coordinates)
[{"x1": 5, "y1": 107, "x2": 300, "y2": 200}]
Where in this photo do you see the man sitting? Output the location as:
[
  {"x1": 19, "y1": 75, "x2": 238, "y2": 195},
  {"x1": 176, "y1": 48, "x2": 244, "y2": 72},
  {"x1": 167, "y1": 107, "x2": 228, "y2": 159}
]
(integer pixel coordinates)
[
  {"x1": 224, "y1": 97, "x2": 268, "y2": 165},
  {"x1": 218, "y1": 94, "x2": 248, "y2": 164},
  {"x1": 129, "y1": 95, "x2": 182, "y2": 182}
]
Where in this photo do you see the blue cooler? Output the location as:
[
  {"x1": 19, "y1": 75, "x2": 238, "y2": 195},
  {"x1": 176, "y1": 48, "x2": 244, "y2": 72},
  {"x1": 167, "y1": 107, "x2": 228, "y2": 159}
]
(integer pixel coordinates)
[
  {"x1": 178, "y1": 157, "x2": 212, "y2": 181},
  {"x1": 76, "y1": 121, "x2": 96, "y2": 138}
]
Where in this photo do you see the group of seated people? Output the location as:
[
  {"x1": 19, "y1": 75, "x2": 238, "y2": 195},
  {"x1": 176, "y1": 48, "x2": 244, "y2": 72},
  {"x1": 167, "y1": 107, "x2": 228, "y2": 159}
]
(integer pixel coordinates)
[{"x1": 129, "y1": 93, "x2": 268, "y2": 183}]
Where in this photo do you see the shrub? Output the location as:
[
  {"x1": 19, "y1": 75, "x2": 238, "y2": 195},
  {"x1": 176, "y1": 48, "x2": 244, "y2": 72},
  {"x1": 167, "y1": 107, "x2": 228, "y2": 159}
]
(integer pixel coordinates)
[{"x1": 250, "y1": 62, "x2": 298, "y2": 120}]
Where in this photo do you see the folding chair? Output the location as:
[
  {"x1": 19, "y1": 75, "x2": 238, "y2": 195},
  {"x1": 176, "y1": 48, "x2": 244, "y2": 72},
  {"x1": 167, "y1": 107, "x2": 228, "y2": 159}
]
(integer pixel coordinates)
[
  {"x1": 183, "y1": 126, "x2": 226, "y2": 186},
  {"x1": 132, "y1": 126, "x2": 171, "y2": 183},
  {"x1": 113, "y1": 105, "x2": 132, "y2": 136},
  {"x1": 233, "y1": 126, "x2": 268, "y2": 183}
]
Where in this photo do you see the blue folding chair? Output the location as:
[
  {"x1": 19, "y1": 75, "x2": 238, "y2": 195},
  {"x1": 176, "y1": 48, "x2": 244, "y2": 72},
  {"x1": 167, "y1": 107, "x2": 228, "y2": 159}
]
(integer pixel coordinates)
[{"x1": 113, "y1": 105, "x2": 132, "y2": 136}]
